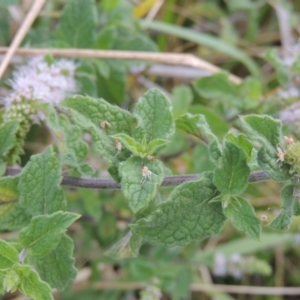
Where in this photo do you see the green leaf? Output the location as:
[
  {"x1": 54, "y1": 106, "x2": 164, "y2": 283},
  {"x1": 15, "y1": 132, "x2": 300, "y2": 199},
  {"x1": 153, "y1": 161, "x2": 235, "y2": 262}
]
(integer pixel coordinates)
[
  {"x1": 176, "y1": 113, "x2": 217, "y2": 144},
  {"x1": 75, "y1": 60, "x2": 98, "y2": 97},
  {"x1": 30, "y1": 234, "x2": 77, "y2": 290},
  {"x1": 19, "y1": 211, "x2": 80, "y2": 258},
  {"x1": 106, "y1": 231, "x2": 143, "y2": 259},
  {"x1": 188, "y1": 104, "x2": 230, "y2": 138},
  {"x1": 214, "y1": 141, "x2": 250, "y2": 195},
  {"x1": 209, "y1": 140, "x2": 222, "y2": 165},
  {"x1": 140, "y1": 20, "x2": 260, "y2": 77},
  {"x1": 96, "y1": 24, "x2": 158, "y2": 52},
  {"x1": 62, "y1": 106, "x2": 118, "y2": 164},
  {"x1": 18, "y1": 146, "x2": 66, "y2": 215},
  {"x1": 120, "y1": 156, "x2": 164, "y2": 213},
  {"x1": 56, "y1": 0, "x2": 97, "y2": 48},
  {"x1": 223, "y1": 197, "x2": 261, "y2": 240},
  {"x1": 134, "y1": 88, "x2": 175, "y2": 143},
  {"x1": 147, "y1": 139, "x2": 169, "y2": 155},
  {"x1": 46, "y1": 110, "x2": 93, "y2": 176},
  {"x1": 0, "y1": 175, "x2": 31, "y2": 231},
  {"x1": 14, "y1": 264, "x2": 53, "y2": 300},
  {"x1": 0, "y1": 239, "x2": 19, "y2": 269},
  {"x1": 269, "y1": 185, "x2": 298, "y2": 231},
  {"x1": 0, "y1": 120, "x2": 19, "y2": 159},
  {"x1": 62, "y1": 95, "x2": 135, "y2": 135},
  {"x1": 2, "y1": 267, "x2": 20, "y2": 293},
  {"x1": 257, "y1": 147, "x2": 292, "y2": 181},
  {"x1": 111, "y1": 133, "x2": 143, "y2": 156},
  {"x1": 226, "y1": 133, "x2": 253, "y2": 161},
  {"x1": 171, "y1": 85, "x2": 193, "y2": 118},
  {"x1": 96, "y1": 60, "x2": 127, "y2": 104},
  {"x1": 0, "y1": 0, "x2": 19, "y2": 7},
  {"x1": 112, "y1": 134, "x2": 168, "y2": 157},
  {"x1": 193, "y1": 73, "x2": 240, "y2": 104},
  {"x1": 131, "y1": 173, "x2": 225, "y2": 247},
  {"x1": 240, "y1": 115, "x2": 282, "y2": 150}
]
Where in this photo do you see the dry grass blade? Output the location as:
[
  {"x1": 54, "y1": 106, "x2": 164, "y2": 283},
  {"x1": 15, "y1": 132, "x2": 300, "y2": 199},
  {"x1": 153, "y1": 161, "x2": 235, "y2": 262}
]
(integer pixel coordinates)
[
  {"x1": 0, "y1": 0, "x2": 46, "y2": 80},
  {"x1": 0, "y1": 47, "x2": 242, "y2": 84}
]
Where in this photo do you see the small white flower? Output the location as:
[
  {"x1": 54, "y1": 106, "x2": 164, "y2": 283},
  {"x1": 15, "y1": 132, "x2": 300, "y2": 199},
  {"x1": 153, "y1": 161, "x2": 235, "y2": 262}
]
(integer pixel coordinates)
[
  {"x1": 213, "y1": 253, "x2": 227, "y2": 277},
  {"x1": 3, "y1": 55, "x2": 77, "y2": 122}
]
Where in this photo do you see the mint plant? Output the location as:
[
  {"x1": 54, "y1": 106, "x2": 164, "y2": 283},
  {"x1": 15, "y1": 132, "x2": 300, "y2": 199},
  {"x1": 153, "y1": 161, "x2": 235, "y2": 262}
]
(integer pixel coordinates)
[
  {"x1": 2, "y1": 0, "x2": 300, "y2": 298},
  {"x1": 1, "y1": 80, "x2": 300, "y2": 298}
]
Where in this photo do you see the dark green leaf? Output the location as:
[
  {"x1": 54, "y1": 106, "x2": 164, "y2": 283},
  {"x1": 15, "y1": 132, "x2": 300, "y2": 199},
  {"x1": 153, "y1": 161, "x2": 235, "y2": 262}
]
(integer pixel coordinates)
[
  {"x1": 56, "y1": 0, "x2": 97, "y2": 48},
  {"x1": 224, "y1": 197, "x2": 261, "y2": 240},
  {"x1": 176, "y1": 113, "x2": 217, "y2": 144},
  {"x1": 226, "y1": 133, "x2": 253, "y2": 161},
  {"x1": 134, "y1": 88, "x2": 175, "y2": 143},
  {"x1": 120, "y1": 157, "x2": 164, "y2": 213},
  {"x1": 0, "y1": 120, "x2": 19, "y2": 159},
  {"x1": 214, "y1": 141, "x2": 250, "y2": 195},
  {"x1": 19, "y1": 146, "x2": 66, "y2": 215},
  {"x1": 19, "y1": 212, "x2": 80, "y2": 258},
  {"x1": 269, "y1": 185, "x2": 298, "y2": 230},
  {"x1": 0, "y1": 239, "x2": 19, "y2": 269},
  {"x1": 240, "y1": 115, "x2": 282, "y2": 150},
  {"x1": 131, "y1": 173, "x2": 225, "y2": 247},
  {"x1": 31, "y1": 234, "x2": 77, "y2": 291},
  {"x1": 257, "y1": 147, "x2": 292, "y2": 181},
  {"x1": 62, "y1": 95, "x2": 135, "y2": 135}
]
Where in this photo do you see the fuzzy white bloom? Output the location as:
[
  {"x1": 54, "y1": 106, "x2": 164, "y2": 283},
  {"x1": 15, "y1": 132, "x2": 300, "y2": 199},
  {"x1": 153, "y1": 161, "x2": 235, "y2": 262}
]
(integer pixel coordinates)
[
  {"x1": 3, "y1": 56, "x2": 77, "y2": 122},
  {"x1": 213, "y1": 253, "x2": 227, "y2": 277}
]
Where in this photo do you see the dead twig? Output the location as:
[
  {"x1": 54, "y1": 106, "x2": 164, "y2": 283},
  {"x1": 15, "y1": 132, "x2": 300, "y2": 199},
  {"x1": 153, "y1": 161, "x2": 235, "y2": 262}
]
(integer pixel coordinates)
[
  {"x1": 0, "y1": 0, "x2": 45, "y2": 80},
  {"x1": 0, "y1": 47, "x2": 242, "y2": 84}
]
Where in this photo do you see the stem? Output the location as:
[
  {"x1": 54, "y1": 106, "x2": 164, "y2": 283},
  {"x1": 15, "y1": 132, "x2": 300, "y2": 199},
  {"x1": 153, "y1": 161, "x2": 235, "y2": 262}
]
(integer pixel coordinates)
[{"x1": 5, "y1": 168, "x2": 270, "y2": 190}]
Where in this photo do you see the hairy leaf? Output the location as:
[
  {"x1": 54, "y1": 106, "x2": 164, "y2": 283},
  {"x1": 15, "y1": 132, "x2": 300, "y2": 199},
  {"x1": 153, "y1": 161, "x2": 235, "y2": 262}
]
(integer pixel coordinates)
[
  {"x1": 134, "y1": 88, "x2": 175, "y2": 142},
  {"x1": 19, "y1": 212, "x2": 80, "y2": 258},
  {"x1": 62, "y1": 107, "x2": 118, "y2": 164},
  {"x1": 226, "y1": 133, "x2": 253, "y2": 161},
  {"x1": 269, "y1": 185, "x2": 298, "y2": 230},
  {"x1": 214, "y1": 141, "x2": 250, "y2": 195},
  {"x1": 120, "y1": 156, "x2": 164, "y2": 213},
  {"x1": 111, "y1": 133, "x2": 144, "y2": 156},
  {"x1": 19, "y1": 146, "x2": 66, "y2": 215},
  {"x1": 0, "y1": 239, "x2": 19, "y2": 269},
  {"x1": 224, "y1": 197, "x2": 261, "y2": 240},
  {"x1": 176, "y1": 113, "x2": 217, "y2": 144},
  {"x1": 240, "y1": 115, "x2": 282, "y2": 150},
  {"x1": 131, "y1": 173, "x2": 225, "y2": 247},
  {"x1": 62, "y1": 95, "x2": 135, "y2": 135},
  {"x1": 257, "y1": 147, "x2": 291, "y2": 181},
  {"x1": 0, "y1": 176, "x2": 31, "y2": 231},
  {"x1": 0, "y1": 120, "x2": 19, "y2": 159},
  {"x1": 14, "y1": 264, "x2": 53, "y2": 300},
  {"x1": 31, "y1": 234, "x2": 77, "y2": 291}
]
